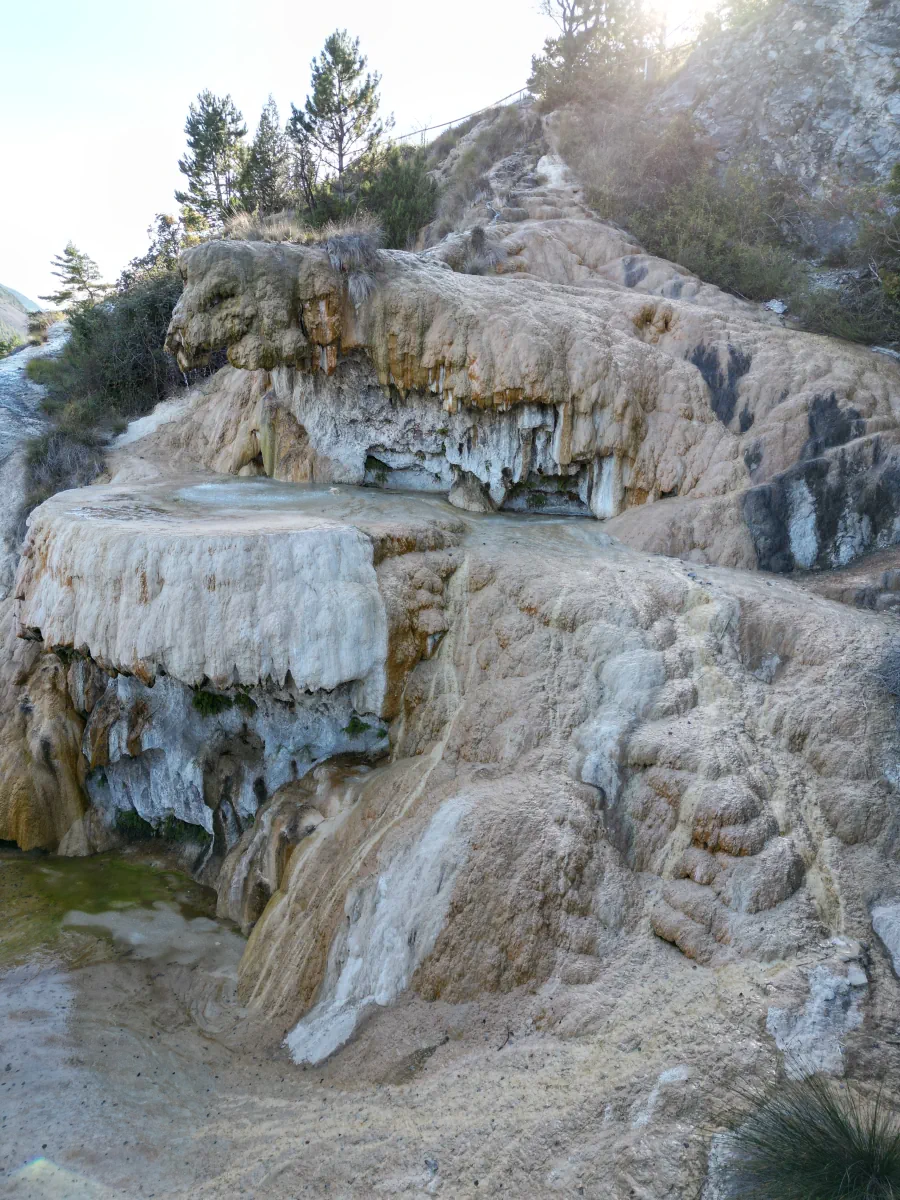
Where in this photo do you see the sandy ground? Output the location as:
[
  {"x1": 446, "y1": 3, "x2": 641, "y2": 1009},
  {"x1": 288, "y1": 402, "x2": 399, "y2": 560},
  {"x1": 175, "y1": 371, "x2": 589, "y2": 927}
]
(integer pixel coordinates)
[{"x1": 0, "y1": 847, "x2": 788, "y2": 1200}]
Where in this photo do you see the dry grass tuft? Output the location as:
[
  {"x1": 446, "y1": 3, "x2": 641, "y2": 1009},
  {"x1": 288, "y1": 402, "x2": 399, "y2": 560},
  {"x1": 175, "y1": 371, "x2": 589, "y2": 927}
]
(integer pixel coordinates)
[
  {"x1": 223, "y1": 209, "x2": 384, "y2": 250},
  {"x1": 222, "y1": 210, "x2": 385, "y2": 305},
  {"x1": 222, "y1": 210, "x2": 312, "y2": 243},
  {"x1": 723, "y1": 1074, "x2": 900, "y2": 1199}
]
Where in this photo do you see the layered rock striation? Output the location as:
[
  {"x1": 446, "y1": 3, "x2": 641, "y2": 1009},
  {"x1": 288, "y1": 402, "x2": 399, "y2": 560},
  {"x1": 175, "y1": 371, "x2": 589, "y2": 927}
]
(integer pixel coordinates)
[{"x1": 7, "y1": 480, "x2": 461, "y2": 857}]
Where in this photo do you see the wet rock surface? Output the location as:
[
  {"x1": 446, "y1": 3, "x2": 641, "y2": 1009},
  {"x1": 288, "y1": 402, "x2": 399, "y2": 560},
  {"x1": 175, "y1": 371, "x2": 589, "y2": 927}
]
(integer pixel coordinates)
[{"x1": 0, "y1": 324, "x2": 66, "y2": 596}]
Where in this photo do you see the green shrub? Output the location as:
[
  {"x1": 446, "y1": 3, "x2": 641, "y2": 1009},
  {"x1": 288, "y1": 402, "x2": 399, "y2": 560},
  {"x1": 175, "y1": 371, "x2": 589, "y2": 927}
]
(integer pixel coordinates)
[
  {"x1": 358, "y1": 145, "x2": 438, "y2": 248},
  {"x1": 560, "y1": 108, "x2": 805, "y2": 303},
  {"x1": 236, "y1": 145, "x2": 437, "y2": 251},
  {"x1": 17, "y1": 270, "x2": 184, "y2": 529},
  {"x1": 724, "y1": 1074, "x2": 900, "y2": 1199},
  {"x1": 19, "y1": 429, "x2": 106, "y2": 523},
  {"x1": 234, "y1": 690, "x2": 258, "y2": 715},
  {"x1": 27, "y1": 310, "x2": 62, "y2": 344},
  {"x1": 46, "y1": 270, "x2": 183, "y2": 423},
  {"x1": 635, "y1": 169, "x2": 804, "y2": 301},
  {"x1": 556, "y1": 105, "x2": 900, "y2": 344},
  {"x1": 0, "y1": 321, "x2": 23, "y2": 358},
  {"x1": 791, "y1": 281, "x2": 899, "y2": 345}
]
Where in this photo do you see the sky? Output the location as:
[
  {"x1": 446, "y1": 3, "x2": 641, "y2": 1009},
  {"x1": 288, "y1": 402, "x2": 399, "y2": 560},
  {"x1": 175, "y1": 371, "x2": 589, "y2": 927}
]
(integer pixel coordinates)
[
  {"x1": 1, "y1": 0, "x2": 707, "y2": 304},
  {"x1": 0, "y1": 0, "x2": 553, "y2": 302}
]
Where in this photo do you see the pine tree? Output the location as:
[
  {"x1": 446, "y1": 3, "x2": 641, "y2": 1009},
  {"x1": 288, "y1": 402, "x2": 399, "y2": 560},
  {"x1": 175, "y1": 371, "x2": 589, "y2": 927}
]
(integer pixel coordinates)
[
  {"x1": 39, "y1": 242, "x2": 110, "y2": 308},
  {"x1": 240, "y1": 96, "x2": 290, "y2": 215},
  {"x1": 286, "y1": 129, "x2": 322, "y2": 215},
  {"x1": 288, "y1": 31, "x2": 387, "y2": 190},
  {"x1": 175, "y1": 91, "x2": 247, "y2": 223}
]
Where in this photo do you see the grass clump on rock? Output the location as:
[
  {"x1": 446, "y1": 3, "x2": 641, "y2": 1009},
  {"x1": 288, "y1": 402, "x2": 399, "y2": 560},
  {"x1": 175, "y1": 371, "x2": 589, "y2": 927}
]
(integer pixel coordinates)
[
  {"x1": 342, "y1": 715, "x2": 371, "y2": 737},
  {"x1": 234, "y1": 689, "x2": 258, "y2": 715},
  {"x1": 723, "y1": 1074, "x2": 900, "y2": 1199},
  {"x1": 192, "y1": 688, "x2": 234, "y2": 717},
  {"x1": 158, "y1": 814, "x2": 212, "y2": 846},
  {"x1": 22, "y1": 430, "x2": 106, "y2": 516}
]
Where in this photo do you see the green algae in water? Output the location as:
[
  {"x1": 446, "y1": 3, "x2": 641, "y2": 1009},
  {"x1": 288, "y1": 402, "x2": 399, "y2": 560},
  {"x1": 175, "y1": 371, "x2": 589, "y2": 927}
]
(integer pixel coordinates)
[{"x1": 0, "y1": 847, "x2": 217, "y2": 969}]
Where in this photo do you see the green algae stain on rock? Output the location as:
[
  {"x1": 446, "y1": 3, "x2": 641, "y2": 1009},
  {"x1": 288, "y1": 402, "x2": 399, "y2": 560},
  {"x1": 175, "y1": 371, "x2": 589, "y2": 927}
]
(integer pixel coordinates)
[{"x1": 0, "y1": 847, "x2": 217, "y2": 969}]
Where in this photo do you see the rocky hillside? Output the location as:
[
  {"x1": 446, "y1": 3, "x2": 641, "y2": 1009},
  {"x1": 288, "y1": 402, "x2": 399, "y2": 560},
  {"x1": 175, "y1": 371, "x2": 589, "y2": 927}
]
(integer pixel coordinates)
[
  {"x1": 2, "y1": 103, "x2": 900, "y2": 1196},
  {"x1": 656, "y1": 0, "x2": 900, "y2": 251},
  {"x1": 0, "y1": 283, "x2": 39, "y2": 343}
]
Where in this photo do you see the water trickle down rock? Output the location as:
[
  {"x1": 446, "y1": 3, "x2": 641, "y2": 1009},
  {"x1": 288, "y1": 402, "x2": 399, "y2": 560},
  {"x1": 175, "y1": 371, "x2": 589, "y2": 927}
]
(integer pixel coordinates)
[{"x1": 285, "y1": 793, "x2": 472, "y2": 1064}]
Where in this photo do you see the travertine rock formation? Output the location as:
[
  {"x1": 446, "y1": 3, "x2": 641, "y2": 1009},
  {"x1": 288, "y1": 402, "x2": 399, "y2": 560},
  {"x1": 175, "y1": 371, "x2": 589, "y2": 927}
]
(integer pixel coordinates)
[
  {"x1": 5, "y1": 103, "x2": 900, "y2": 1199},
  {"x1": 160, "y1": 174, "x2": 900, "y2": 572},
  {"x1": 0, "y1": 597, "x2": 86, "y2": 850},
  {"x1": 12, "y1": 477, "x2": 900, "y2": 1090},
  {"x1": 8, "y1": 480, "x2": 460, "y2": 853}
]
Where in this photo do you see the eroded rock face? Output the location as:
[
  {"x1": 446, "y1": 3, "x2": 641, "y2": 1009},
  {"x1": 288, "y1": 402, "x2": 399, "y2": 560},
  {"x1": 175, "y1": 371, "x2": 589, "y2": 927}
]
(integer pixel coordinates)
[
  {"x1": 151, "y1": 487, "x2": 897, "y2": 1079},
  {"x1": 8, "y1": 468, "x2": 900, "y2": 1191},
  {"x1": 82, "y1": 671, "x2": 387, "y2": 850},
  {"x1": 8, "y1": 103, "x2": 900, "y2": 1196},
  {"x1": 161, "y1": 185, "x2": 900, "y2": 572}
]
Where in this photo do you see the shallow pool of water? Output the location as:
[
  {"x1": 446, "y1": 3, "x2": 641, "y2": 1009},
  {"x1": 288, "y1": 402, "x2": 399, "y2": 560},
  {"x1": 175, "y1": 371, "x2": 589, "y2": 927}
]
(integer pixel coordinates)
[
  {"x1": 0, "y1": 846, "x2": 217, "y2": 970},
  {"x1": 0, "y1": 848, "x2": 254, "y2": 1197}
]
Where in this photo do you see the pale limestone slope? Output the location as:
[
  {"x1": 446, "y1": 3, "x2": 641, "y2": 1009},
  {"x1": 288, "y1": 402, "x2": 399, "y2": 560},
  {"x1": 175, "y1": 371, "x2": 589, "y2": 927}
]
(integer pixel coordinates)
[{"x1": 4, "y1": 119, "x2": 900, "y2": 1198}]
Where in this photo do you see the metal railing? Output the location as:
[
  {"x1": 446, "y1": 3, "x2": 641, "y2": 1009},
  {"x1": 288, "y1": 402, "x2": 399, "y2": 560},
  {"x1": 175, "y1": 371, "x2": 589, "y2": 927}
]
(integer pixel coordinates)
[
  {"x1": 395, "y1": 88, "x2": 532, "y2": 146},
  {"x1": 393, "y1": 6, "x2": 711, "y2": 149}
]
